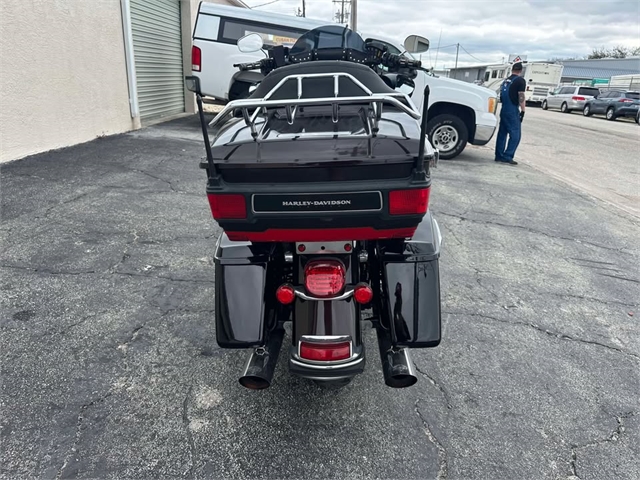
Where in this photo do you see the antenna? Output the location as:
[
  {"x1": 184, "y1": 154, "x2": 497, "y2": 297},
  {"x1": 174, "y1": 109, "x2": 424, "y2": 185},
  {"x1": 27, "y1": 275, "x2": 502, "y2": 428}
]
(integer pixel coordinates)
[{"x1": 434, "y1": 28, "x2": 442, "y2": 69}]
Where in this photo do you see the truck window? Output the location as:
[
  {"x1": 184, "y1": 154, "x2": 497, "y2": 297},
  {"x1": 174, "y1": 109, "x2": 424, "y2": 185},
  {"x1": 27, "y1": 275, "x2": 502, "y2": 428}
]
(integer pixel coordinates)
[
  {"x1": 219, "y1": 18, "x2": 306, "y2": 47},
  {"x1": 491, "y1": 70, "x2": 497, "y2": 79},
  {"x1": 484, "y1": 71, "x2": 490, "y2": 82}
]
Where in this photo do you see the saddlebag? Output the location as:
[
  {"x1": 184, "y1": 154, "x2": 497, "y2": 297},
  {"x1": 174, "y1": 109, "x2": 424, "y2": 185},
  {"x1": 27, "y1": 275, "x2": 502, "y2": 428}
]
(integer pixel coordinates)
[
  {"x1": 380, "y1": 211, "x2": 442, "y2": 348},
  {"x1": 213, "y1": 234, "x2": 277, "y2": 348}
]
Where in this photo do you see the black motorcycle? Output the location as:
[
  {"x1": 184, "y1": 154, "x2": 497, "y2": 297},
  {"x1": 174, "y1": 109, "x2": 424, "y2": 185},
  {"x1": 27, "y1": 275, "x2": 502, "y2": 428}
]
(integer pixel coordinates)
[{"x1": 185, "y1": 25, "x2": 442, "y2": 390}]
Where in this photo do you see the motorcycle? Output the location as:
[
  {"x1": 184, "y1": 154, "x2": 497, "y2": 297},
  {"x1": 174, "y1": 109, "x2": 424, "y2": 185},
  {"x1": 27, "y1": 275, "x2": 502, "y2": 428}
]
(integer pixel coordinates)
[{"x1": 185, "y1": 25, "x2": 442, "y2": 390}]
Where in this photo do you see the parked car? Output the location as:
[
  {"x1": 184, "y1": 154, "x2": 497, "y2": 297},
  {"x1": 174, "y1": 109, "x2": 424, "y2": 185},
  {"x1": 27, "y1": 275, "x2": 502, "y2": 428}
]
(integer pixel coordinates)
[
  {"x1": 583, "y1": 89, "x2": 640, "y2": 121},
  {"x1": 542, "y1": 85, "x2": 601, "y2": 113}
]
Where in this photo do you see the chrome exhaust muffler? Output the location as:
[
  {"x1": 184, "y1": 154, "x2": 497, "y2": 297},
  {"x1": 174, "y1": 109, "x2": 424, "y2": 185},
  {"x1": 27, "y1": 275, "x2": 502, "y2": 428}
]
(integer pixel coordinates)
[
  {"x1": 376, "y1": 328, "x2": 418, "y2": 388},
  {"x1": 238, "y1": 328, "x2": 285, "y2": 390}
]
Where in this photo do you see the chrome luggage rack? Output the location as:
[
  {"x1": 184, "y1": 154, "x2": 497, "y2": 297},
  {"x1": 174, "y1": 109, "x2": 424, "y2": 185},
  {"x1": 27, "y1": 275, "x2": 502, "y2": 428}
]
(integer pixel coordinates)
[{"x1": 207, "y1": 72, "x2": 422, "y2": 142}]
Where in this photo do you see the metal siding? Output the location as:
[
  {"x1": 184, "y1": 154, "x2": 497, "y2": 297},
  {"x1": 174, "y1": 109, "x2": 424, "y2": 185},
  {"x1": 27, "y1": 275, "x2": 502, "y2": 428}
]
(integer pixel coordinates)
[{"x1": 130, "y1": 0, "x2": 185, "y2": 122}]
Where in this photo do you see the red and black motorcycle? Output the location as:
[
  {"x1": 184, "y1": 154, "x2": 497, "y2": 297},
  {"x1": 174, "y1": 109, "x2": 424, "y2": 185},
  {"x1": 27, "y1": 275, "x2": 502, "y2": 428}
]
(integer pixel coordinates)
[{"x1": 186, "y1": 25, "x2": 442, "y2": 390}]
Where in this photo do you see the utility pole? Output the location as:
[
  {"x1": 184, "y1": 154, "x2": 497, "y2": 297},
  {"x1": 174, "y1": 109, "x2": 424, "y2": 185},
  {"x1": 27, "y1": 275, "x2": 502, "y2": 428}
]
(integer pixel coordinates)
[
  {"x1": 302, "y1": 0, "x2": 305, "y2": 17},
  {"x1": 350, "y1": 0, "x2": 357, "y2": 31},
  {"x1": 333, "y1": 0, "x2": 350, "y2": 24},
  {"x1": 454, "y1": 43, "x2": 460, "y2": 70}
]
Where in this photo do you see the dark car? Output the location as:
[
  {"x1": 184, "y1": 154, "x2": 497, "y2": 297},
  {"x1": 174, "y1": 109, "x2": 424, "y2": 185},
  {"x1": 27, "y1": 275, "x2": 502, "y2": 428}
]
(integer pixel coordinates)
[{"x1": 583, "y1": 89, "x2": 640, "y2": 121}]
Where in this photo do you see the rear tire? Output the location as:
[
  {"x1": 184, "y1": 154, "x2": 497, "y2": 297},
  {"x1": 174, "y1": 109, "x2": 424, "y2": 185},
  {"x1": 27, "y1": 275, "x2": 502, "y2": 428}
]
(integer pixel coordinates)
[
  {"x1": 561, "y1": 102, "x2": 569, "y2": 113},
  {"x1": 313, "y1": 378, "x2": 352, "y2": 390},
  {"x1": 606, "y1": 107, "x2": 616, "y2": 121},
  {"x1": 426, "y1": 114, "x2": 469, "y2": 160},
  {"x1": 541, "y1": 100, "x2": 548, "y2": 110}
]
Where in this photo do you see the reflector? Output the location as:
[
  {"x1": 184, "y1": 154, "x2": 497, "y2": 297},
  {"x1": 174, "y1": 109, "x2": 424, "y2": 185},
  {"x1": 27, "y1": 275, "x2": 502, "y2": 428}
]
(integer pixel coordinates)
[
  {"x1": 207, "y1": 194, "x2": 247, "y2": 220},
  {"x1": 300, "y1": 341, "x2": 351, "y2": 361},
  {"x1": 389, "y1": 188, "x2": 430, "y2": 215}
]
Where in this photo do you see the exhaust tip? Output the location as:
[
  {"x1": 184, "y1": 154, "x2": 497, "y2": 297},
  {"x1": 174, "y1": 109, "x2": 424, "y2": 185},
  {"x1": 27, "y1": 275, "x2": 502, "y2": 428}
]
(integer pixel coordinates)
[
  {"x1": 385, "y1": 373, "x2": 418, "y2": 389},
  {"x1": 239, "y1": 375, "x2": 271, "y2": 390}
]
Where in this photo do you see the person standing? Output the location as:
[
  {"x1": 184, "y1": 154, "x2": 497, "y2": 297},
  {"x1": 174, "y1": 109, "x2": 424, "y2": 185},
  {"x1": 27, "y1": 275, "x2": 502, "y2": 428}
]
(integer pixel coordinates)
[{"x1": 494, "y1": 62, "x2": 526, "y2": 165}]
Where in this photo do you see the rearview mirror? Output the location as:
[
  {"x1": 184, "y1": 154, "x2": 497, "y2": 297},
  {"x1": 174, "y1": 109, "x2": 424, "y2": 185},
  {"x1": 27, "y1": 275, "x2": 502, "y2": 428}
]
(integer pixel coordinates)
[
  {"x1": 403, "y1": 35, "x2": 430, "y2": 54},
  {"x1": 237, "y1": 33, "x2": 264, "y2": 53}
]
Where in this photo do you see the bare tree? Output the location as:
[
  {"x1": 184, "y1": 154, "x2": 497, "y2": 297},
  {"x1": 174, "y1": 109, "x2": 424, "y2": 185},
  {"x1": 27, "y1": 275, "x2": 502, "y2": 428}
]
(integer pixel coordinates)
[{"x1": 588, "y1": 45, "x2": 640, "y2": 59}]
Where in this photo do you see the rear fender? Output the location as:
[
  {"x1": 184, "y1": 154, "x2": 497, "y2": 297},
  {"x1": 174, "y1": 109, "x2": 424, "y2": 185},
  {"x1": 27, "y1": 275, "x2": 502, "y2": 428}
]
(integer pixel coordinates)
[{"x1": 291, "y1": 253, "x2": 361, "y2": 348}]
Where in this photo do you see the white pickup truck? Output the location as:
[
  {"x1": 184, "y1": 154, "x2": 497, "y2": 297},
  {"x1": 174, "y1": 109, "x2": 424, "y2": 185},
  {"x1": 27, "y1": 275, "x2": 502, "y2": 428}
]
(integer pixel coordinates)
[{"x1": 190, "y1": 2, "x2": 497, "y2": 159}]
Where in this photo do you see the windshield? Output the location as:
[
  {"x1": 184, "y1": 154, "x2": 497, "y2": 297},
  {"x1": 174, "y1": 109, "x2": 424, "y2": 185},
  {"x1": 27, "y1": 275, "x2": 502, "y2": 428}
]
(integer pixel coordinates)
[{"x1": 289, "y1": 25, "x2": 366, "y2": 55}]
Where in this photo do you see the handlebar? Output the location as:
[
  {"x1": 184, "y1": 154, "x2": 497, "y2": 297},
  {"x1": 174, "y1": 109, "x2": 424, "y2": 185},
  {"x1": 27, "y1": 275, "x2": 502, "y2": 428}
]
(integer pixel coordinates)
[
  {"x1": 233, "y1": 60, "x2": 265, "y2": 71},
  {"x1": 382, "y1": 52, "x2": 422, "y2": 70}
]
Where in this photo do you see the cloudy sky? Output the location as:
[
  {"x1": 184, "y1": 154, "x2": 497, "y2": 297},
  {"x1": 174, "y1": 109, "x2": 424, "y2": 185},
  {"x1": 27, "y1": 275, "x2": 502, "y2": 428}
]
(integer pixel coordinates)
[{"x1": 243, "y1": 0, "x2": 640, "y2": 68}]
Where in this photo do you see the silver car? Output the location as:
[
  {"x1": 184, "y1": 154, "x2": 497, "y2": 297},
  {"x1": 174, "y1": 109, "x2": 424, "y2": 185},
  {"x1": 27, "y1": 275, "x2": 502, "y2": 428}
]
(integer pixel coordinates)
[{"x1": 542, "y1": 85, "x2": 601, "y2": 113}]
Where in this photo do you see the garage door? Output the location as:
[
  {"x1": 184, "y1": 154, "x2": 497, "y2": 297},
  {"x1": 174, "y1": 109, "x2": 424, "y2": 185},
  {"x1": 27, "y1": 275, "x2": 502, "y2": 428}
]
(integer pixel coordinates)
[{"x1": 130, "y1": 0, "x2": 185, "y2": 122}]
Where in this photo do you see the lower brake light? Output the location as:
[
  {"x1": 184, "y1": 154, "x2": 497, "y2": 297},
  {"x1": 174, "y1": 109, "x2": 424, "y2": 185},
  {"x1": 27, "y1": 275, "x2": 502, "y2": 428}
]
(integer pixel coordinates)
[
  {"x1": 389, "y1": 188, "x2": 430, "y2": 215},
  {"x1": 619, "y1": 98, "x2": 633, "y2": 103},
  {"x1": 300, "y1": 341, "x2": 351, "y2": 361},
  {"x1": 207, "y1": 193, "x2": 247, "y2": 220},
  {"x1": 304, "y1": 260, "x2": 346, "y2": 297},
  {"x1": 572, "y1": 96, "x2": 586, "y2": 101}
]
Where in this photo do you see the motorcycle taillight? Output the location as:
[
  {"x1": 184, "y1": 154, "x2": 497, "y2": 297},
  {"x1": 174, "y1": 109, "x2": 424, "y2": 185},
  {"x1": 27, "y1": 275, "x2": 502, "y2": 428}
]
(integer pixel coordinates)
[
  {"x1": 207, "y1": 193, "x2": 247, "y2": 220},
  {"x1": 304, "y1": 260, "x2": 346, "y2": 298},
  {"x1": 389, "y1": 188, "x2": 430, "y2": 215}
]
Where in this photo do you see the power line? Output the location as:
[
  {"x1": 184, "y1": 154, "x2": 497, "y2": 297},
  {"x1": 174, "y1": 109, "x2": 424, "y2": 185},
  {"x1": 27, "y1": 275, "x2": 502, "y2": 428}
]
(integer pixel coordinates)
[
  {"x1": 431, "y1": 43, "x2": 458, "y2": 51},
  {"x1": 249, "y1": 0, "x2": 283, "y2": 8},
  {"x1": 459, "y1": 44, "x2": 485, "y2": 63}
]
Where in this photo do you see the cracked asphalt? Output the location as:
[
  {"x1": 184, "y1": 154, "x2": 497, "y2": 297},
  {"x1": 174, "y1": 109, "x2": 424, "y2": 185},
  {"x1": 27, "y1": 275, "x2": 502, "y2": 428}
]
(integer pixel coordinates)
[{"x1": 1, "y1": 111, "x2": 639, "y2": 480}]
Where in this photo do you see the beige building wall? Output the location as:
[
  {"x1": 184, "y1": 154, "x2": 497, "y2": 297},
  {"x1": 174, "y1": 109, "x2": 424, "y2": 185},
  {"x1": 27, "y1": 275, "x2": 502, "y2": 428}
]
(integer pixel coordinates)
[
  {"x1": 0, "y1": 0, "x2": 247, "y2": 164},
  {"x1": 0, "y1": 0, "x2": 135, "y2": 163}
]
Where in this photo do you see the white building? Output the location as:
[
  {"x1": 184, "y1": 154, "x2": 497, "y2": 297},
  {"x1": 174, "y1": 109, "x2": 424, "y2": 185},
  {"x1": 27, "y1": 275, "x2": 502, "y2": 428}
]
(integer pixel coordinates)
[{"x1": 0, "y1": 0, "x2": 247, "y2": 163}]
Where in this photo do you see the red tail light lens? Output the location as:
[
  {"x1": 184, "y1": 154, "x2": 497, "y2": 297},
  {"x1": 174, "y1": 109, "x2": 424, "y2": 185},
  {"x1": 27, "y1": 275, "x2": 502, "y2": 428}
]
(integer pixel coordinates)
[
  {"x1": 389, "y1": 188, "x2": 430, "y2": 215},
  {"x1": 276, "y1": 284, "x2": 295, "y2": 304},
  {"x1": 619, "y1": 98, "x2": 633, "y2": 103},
  {"x1": 207, "y1": 193, "x2": 246, "y2": 219},
  {"x1": 300, "y1": 341, "x2": 351, "y2": 361},
  {"x1": 572, "y1": 96, "x2": 586, "y2": 101},
  {"x1": 192, "y1": 45, "x2": 201, "y2": 72},
  {"x1": 304, "y1": 260, "x2": 346, "y2": 297},
  {"x1": 354, "y1": 283, "x2": 373, "y2": 304}
]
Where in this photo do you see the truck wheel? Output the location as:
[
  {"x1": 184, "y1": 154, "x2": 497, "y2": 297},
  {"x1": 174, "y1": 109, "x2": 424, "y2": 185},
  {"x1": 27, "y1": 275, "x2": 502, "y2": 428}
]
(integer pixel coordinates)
[
  {"x1": 427, "y1": 114, "x2": 468, "y2": 160},
  {"x1": 606, "y1": 107, "x2": 616, "y2": 121}
]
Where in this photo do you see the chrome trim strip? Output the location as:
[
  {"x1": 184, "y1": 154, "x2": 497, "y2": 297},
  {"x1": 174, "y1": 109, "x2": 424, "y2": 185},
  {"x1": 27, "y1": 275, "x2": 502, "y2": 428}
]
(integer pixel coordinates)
[
  {"x1": 290, "y1": 356, "x2": 364, "y2": 371},
  {"x1": 293, "y1": 287, "x2": 354, "y2": 301}
]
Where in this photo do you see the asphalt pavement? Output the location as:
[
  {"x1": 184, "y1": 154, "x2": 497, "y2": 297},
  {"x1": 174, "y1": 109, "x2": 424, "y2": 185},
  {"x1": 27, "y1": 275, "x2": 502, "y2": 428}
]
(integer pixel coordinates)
[{"x1": 1, "y1": 111, "x2": 639, "y2": 480}]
